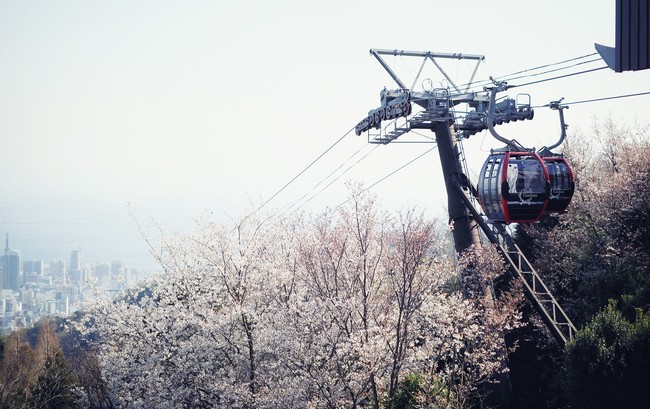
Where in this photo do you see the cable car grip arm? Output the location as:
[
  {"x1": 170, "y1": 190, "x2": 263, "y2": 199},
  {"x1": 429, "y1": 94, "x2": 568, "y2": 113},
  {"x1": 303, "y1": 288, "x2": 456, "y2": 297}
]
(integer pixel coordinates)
[
  {"x1": 485, "y1": 79, "x2": 524, "y2": 150},
  {"x1": 544, "y1": 99, "x2": 569, "y2": 152}
]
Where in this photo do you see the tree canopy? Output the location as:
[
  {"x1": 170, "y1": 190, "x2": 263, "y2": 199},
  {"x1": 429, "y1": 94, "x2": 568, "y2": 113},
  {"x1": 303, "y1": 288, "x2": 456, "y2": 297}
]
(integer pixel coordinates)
[{"x1": 73, "y1": 189, "x2": 518, "y2": 408}]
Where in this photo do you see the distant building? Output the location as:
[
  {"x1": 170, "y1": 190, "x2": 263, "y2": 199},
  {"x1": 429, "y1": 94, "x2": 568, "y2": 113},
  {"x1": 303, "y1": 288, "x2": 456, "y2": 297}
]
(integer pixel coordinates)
[
  {"x1": 23, "y1": 260, "x2": 33, "y2": 274},
  {"x1": 0, "y1": 289, "x2": 22, "y2": 315},
  {"x1": 95, "y1": 263, "x2": 111, "y2": 288},
  {"x1": 111, "y1": 260, "x2": 124, "y2": 277},
  {"x1": 69, "y1": 249, "x2": 84, "y2": 286},
  {"x1": 2, "y1": 235, "x2": 22, "y2": 291},
  {"x1": 34, "y1": 260, "x2": 44, "y2": 275},
  {"x1": 130, "y1": 268, "x2": 140, "y2": 285},
  {"x1": 70, "y1": 249, "x2": 81, "y2": 272},
  {"x1": 5, "y1": 251, "x2": 21, "y2": 291},
  {"x1": 23, "y1": 259, "x2": 45, "y2": 286},
  {"x1": 50, "y1": 260, "x2": 66, "y2": 278},
  {"x1": 23, "y1": 259, "x2": 44, "y2": 275},
  {"x1": 0, "y1": 234, "x2": 7, "y2": 291}
]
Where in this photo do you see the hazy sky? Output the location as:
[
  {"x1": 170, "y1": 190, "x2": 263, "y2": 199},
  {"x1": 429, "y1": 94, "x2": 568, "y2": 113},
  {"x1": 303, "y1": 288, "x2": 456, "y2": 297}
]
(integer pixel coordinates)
[{"x1": 1, "y1": 0, "x2": 648, "y2": 270}]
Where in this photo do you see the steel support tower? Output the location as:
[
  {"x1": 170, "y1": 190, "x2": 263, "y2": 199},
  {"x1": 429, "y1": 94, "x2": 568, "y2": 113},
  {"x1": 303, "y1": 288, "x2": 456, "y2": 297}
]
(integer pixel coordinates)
[{"x1": 356, "y1": 48, "x2": 579, "y2": 407}]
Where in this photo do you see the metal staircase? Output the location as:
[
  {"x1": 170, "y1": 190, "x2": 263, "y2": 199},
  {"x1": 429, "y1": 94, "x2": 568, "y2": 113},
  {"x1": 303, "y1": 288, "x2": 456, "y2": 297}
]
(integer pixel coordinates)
[
  {"x1": 491, "y1": 223, "x2": 576, "y2": 344},
  {"x1": 455, "y1": 182, "x2": 576, "y2": 345}
]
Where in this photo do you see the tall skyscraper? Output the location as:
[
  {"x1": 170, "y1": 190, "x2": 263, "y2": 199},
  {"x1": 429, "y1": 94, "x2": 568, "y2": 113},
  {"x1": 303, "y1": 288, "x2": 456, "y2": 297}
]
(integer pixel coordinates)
[
  {"x1": 1, "y1": 233, "x2": 7, "y2": 290},
  {"x1": 6, "y1": 252, "x2": 21, "y2": 291},
  {"x1": 70, "y1": 249, "x2": 81, "y2": 272},
  {"x1": 34, "y1": 260, "x2": 44, "y2": 275},
  {"x1": 70, "y1": 249, "x2": 84, "y2": 285},
  {"x1": 2, "y1": 235, "x2": 21, "y2": 291},
  {"x1": 50, "y1": 260, "x2": 66, "y2": 281},
  {"x1": 23, "y1": 259, "x2": 45, "y2": 284}
]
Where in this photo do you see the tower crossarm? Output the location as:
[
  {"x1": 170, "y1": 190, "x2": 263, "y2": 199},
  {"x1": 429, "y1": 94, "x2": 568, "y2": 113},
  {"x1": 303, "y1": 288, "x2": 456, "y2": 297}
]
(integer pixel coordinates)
[
  {"x1": 356, "y1": 49, "x2": 536, "y2": 143},
  {"x1": 370, "y1": 49, "x2": 485, "y2": 93}
]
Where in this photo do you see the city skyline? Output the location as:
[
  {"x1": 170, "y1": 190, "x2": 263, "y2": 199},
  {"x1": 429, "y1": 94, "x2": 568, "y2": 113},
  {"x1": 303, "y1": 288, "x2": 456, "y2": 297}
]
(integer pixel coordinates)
[
  {"x1": 1, "y1": 231, "x2": 147, "y2": 334},
  {"x1": 1, "y1": 231, "x2": 153, "y2": 275}
]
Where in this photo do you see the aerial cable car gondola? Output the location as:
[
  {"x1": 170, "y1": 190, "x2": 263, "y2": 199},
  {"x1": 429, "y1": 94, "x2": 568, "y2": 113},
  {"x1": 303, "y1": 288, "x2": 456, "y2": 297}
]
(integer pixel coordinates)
[{"x1": 477, "y1": 81, "x2": 551, "y2": 224}]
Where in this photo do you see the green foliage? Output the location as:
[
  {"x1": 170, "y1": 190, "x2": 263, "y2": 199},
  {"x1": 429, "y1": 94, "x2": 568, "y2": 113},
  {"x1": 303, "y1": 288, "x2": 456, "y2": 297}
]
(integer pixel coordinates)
[
  {"x1": 387, "y1": 373, "x2": 462, "y2": 409},
  {"x1": 563, "y1": 301, "x2": 650, "y2": 409},
  {"x1": 389, "y1": 373, "x2": 422, "y2": 409}
]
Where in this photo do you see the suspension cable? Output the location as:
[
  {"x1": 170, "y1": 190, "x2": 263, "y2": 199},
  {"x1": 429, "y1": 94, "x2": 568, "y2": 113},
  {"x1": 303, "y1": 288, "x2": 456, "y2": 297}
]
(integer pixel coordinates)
[
  {"x1": 328, "y1": 145, "x2": 438, "y2": 213},
  {"x1": 492, "y1": 52, "x2": 600, "y2": 81},
  {"x1": 282, "y1": 144, "x2": 379, "y2": 216},
  {"x1": 494, "y1": 58, "x2": 602, "y2": 86},
  {"x1": 534, "y1": 91, "x2": 650, "y2": 108},
  {"x1": 258, "y1": 126, "x2": 354, "y2": 210},
  {"x1": 457, "y1": 53, "x2": 601, "y2": 91},
  {"x1": 286, "y1": 144, "x2": 382, "y2": 217},
  {"x1": 512, "y1": 66, "x2": 609, "y2": 88}
]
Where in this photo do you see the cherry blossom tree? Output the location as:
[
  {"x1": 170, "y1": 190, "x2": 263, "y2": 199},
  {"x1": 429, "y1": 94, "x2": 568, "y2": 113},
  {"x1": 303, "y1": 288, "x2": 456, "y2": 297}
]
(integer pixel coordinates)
[
  {"x1": 404, "y1": 245, "x2": 522, "y2": 408},
  {"x1": 77, "y1": 209, "x2": 302, "y2": 408},
  {"x1": 76, "y1": 190, "x2": 518, "y2": 408}
]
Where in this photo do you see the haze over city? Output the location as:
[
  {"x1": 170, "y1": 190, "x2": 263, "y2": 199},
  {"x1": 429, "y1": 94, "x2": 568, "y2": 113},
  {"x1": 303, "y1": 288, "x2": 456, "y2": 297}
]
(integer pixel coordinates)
[{"x1": 1, "y1": 0, "x2": 649, "y2": 271}]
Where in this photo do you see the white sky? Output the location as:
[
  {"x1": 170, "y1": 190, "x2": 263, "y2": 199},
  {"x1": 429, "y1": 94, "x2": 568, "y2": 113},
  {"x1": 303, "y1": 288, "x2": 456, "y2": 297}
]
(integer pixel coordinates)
[{"x1": 1, "y1": 0, "x2": 648, "y2": 270}]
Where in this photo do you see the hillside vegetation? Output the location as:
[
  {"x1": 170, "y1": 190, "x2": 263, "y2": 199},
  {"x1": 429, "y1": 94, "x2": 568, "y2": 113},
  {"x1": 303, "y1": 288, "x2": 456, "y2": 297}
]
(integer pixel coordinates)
[
  {"x1": 514, "y1": 117, "x2": 650, "y2": 408},
  {"x1": 2, "y1": 118, "x2": 649, "y2": 408}
]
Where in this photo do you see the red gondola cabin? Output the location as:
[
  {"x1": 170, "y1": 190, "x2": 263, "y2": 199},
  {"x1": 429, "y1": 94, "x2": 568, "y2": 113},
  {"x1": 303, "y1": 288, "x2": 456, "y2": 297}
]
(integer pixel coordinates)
[{"x1": 478, "y1": 151, "x2": 550, "y2": 224}]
